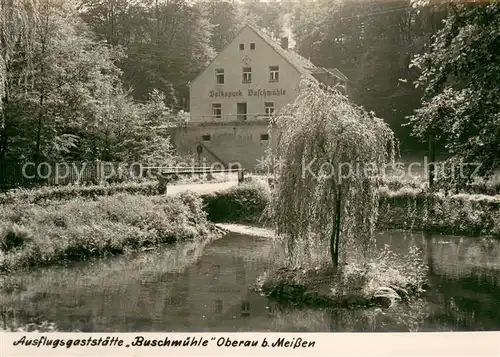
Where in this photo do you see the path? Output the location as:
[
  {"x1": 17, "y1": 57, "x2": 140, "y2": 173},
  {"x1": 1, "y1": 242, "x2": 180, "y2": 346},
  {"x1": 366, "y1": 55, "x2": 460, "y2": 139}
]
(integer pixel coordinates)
[{"x1": 166, "y1": 179, "x2": 239, "y2": 196}]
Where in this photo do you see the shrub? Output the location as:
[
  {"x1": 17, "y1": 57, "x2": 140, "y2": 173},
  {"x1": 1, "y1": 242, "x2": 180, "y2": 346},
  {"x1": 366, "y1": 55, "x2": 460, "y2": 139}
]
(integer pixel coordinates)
[
  {"x1": 202, "y1": 181, "x2": 271, "y2": 224},
  {"x1": 0, "y1": 225, "x2": 33, "y2": 252},
  {"x1": 258, "y1": 242, "x2": 429, "y2": 309},
  {"x1": 378, "y1": 188, "x2": 500, "y2": 237},
  {"x1": 0, "y1": 193, "x2": 219, "y2": 273}
]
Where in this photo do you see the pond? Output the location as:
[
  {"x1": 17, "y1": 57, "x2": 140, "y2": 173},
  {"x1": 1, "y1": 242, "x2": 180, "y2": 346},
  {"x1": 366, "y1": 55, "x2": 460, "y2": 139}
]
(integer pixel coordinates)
[{"x1": 1, "y1": 227, "x2": 500, "y2": 332}]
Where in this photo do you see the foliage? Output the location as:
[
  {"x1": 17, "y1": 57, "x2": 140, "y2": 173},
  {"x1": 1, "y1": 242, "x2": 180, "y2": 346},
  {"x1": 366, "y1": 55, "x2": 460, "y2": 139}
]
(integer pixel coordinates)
[
  {"x1": 290, "y1": 0, "x2": 448, "y2": 152},
  {"x1": 0, "y1": 0, "x2": 41, "y2": 113},
  {"x1": 0, "y1": 318, "x2": 58, "y2": 332},
  {"x1": 202, "y1": 0, "x2": 244, "y2": 52},
  {"x1": 378, "y1": 187, "x2": 500, "y2": 237},
  {"x1": 407, "y1": 0, "x2": 500, "y2": 187},
  {"x1": 258, "y1": 243, "x2": 428, "y2": 309},
  {"x1": 202, "y1": 181, "x2": 271, "y2": 224},
  {"x1": 0, "y1": 192, "x2": 219, "y2": 272},
  {"x1": 336, "y1": 245, "x2": 428, "y2": 298},
  {"x1": 0, "y1": 0, "x2": 175, "y2": 164},
  {"x1": 268, "y1": 80, "x2": 396, "y2": 268},
  {"x1": 81, "y1": 0, "x2": 216, "y2": 105}
]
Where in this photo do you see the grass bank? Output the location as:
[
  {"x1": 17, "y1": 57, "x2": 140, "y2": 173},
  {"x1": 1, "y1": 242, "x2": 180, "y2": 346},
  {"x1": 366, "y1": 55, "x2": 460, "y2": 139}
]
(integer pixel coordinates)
[
  {"x1": 203, "y1": 182, "x2": 500, "y2": 238},
  {"x1": 378, "y1": 186, "x2": 500, "y2": 237},
  {"x1": 0, "y1": 192, "x2": 222, "y2": 273},
  {"x1": 2, "y1": 179, "x2": 499, "y2": 273}
]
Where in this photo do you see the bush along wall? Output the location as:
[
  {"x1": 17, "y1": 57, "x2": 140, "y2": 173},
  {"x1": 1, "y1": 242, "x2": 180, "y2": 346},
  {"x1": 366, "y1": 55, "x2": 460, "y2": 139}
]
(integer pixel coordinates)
[
  {"x1": 0, "y1": 192, "x2": 222, "y2": 273},
  {"x1": 378, "y1": 187, "x2": 500, "y2": 237}
]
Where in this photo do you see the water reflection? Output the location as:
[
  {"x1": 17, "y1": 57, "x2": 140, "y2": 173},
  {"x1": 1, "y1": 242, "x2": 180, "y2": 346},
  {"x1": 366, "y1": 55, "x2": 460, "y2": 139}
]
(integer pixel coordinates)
[{"x1": 1, "y1": 229, "x2": 499, "y2": 332}]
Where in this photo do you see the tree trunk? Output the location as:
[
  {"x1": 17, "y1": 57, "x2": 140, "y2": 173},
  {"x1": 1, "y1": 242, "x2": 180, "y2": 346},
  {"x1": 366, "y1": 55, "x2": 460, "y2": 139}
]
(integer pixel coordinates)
[
  {"x1": 428, "y1": 132, "x2": 435, "y2": 188},
  {"x1": 330, "y1": 184, "x2": 342, "y2": 271},
  {"x1": 0, "y1": 95, "x2": 8, "y2": 161},
  {"x1": 35, "y1": 8, "x2": 50, "y2": 164},
  {"x1": 34, "y1": 92, "x2": 45, "y2": 164},
  {"x1": 424, "y1": 231, "x2": 434, "y2": 275}
]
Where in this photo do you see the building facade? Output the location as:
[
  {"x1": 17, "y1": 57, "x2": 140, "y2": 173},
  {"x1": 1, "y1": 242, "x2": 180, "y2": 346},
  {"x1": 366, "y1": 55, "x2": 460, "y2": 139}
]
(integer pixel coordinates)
[{"x1": 169, "y1": 24, "x2": 348, "y2": 169}]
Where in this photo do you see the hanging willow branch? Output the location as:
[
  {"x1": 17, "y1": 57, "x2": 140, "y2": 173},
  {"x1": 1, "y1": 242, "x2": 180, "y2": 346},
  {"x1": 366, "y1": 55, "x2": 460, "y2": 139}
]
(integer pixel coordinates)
[{"x1": 268, "y1": 79, "x2": 396, "y2": 268}]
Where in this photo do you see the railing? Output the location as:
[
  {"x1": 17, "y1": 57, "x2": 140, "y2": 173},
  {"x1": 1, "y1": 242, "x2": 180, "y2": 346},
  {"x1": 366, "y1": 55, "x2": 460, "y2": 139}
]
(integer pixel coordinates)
[
  {"x1": 187, "y1": 113, "x2": 273, "y2": 123},
  {"x1": 197, "y1": 141, "x2": 228, "y2": 168},
  {"x1": 151, "y1": 166, "x2": 246, "y2": 194},
  {"x1": 0, "y1": 160, "x2": 125, "y2": 191}
]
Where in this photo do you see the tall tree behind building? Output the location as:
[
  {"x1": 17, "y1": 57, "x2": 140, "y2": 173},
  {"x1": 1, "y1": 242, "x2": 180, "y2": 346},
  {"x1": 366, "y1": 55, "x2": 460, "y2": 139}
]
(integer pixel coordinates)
[
  {"x1": 80, "y1": 0, "x2": 216, "y2": 108},
  {"x1": 1, "y1": 0, "x2": 174, "y2": 163},
  {"x1": 291, "y1": 0, "x2": 447, "y2": 153}
]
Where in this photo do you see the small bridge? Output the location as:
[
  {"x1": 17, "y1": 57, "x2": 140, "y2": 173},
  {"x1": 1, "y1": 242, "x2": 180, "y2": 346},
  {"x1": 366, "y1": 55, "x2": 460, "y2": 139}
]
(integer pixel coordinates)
[{"x1": 142, "y1": 166, "x2": 246, "y2": 194}]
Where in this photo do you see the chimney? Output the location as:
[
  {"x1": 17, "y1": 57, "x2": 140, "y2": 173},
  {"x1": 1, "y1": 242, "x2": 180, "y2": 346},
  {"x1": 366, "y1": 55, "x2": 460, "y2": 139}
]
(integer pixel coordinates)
[{"x1": 280, "y1": 37, "x2": 289, "y2": 50}]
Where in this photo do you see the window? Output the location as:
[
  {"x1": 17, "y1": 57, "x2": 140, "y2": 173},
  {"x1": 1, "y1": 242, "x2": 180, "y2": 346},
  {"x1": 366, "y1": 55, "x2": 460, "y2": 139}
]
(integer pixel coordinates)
[
  {"x1": 250, "y1": 43, "x2": 255, "y2": 50},
  {"x1": 260, "y1": 134, "x2": 269, "y2": 141},
  {"x1": 210, "y1": 263, "x2": 220, "y2": 284},
  {"x1": 165, "y1": 294, "x2": 174, "y2": 305},
  {"x1": 202, "y1": 134, "x2": 211, "y2": 142},
  {"x1": 212, "y1": 103, "x2": 222, "y2": 119},
  {"x1": 242, "y1": 67, "x2": 252, "y2": 83},
  {"x1": 269, "y1": 65, "x2": 279, "y2": 82},
  {"x1": 215, "y1": 299, "x2": 223, "y2": 313},
  {"x1": 239, "y1": 43, "x2": 244, "y2": 50},
  {"x1": 213, "y1": 264, "x2": 220, "y2": 276},
  {"x1": 236, "y1": 269, "x2": 246, "y2": 284},
  {"x1": 264, "y1": 102, "x2": 274, "y2": 117},
  {"x1": 215, "y1": 68, "x2": 224, "y2": 84}
]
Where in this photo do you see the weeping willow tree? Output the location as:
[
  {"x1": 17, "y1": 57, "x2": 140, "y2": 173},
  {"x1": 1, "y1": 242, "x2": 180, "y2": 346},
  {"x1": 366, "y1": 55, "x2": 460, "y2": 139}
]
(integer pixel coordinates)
[
  {"x1": 269, "y1": 80, "x2": 396, "y2": 271},
  {"x1": 0, "y1": 0, "x2": 41, "y2": 159}
]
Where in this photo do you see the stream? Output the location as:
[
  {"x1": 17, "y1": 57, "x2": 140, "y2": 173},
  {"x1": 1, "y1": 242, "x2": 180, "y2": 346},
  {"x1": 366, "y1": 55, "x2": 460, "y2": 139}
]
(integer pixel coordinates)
[{"x1": 1, "y1": 227, "x2": 499, "y2": 332}]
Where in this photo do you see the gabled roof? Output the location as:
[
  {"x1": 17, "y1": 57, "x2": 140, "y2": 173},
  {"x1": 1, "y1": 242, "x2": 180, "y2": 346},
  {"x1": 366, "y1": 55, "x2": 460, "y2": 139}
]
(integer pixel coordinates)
[
  {"x1": 189, "y1": 24, "x2": 349, "y2": 87},
  {"x1": 325, "y1": 68, "x2": 350, "y2": 83},
  {"x1": 247, "y1": 24, "x2": 349, "y2": 84}
]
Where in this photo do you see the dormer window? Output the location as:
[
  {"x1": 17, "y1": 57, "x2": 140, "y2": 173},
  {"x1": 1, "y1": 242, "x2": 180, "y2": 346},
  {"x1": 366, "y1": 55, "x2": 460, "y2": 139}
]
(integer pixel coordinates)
[
  {"x1": 239, "y1": 43, "x2": 244, "y2": 50},
  {"x1": 250, "y1": 43, "x2": 255, "y2": 50}
]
